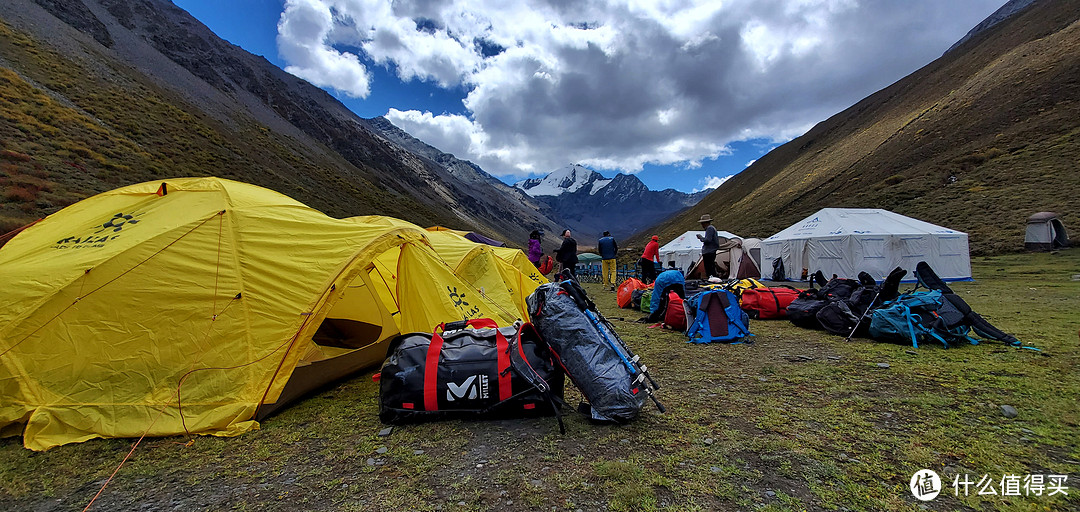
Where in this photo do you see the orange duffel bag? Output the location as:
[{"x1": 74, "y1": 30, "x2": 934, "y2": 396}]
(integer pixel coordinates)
[{"x1": 616, "y1": 278, "x2": 648, "y2": 308}]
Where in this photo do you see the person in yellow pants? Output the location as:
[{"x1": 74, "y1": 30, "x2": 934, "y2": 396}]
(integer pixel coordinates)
[{"x1": 597, "y1": 231, "x2": 619, "y2": 291}]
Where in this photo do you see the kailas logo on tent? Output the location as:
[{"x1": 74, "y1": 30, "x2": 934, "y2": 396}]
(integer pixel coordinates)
[
  {"x1": 101, "y1": 212, "x2": 140, "y2": 232},
  {"x1": 446, "y1": 375, "x2": 489, "y2": 402},
  {"x1": 54, "y1": 211, "x2": 145, "y2": 250}
]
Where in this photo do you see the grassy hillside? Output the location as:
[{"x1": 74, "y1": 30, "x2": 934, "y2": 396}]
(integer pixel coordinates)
[
  {"x1": 641, "y1": 0, "x2": 1080, "y2": 255},
  {"x1": 2, "y1": 251, "x2": 1077, "y2": 511},
  {"x1": 0, "y1": 19, "x2": 457, "y2": 235}
]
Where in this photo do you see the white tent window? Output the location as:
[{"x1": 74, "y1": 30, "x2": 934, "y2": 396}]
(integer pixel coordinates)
[
  {"x1": 817, "y1": 237, "x2": 845, "y2": 260},
  {"x1": 938, "y1": 236, "x2": 965, "y2": 256},
  {"x1": 900, "y1": 236, "x2": 928, "y2": 257},
  {"x1": 860, "y1": 237, "x2": 887, "y2": 259}
]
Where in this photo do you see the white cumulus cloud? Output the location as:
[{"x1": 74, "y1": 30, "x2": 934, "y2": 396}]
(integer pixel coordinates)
[
  {"x1": 277, "y1": 0, "x2": 1004, "y2": 179},
  {"x1": 694, "y1": 175, "x2": 733, "y2": 193}
]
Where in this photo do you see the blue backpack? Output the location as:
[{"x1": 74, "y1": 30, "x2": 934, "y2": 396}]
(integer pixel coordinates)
[
  {"x1": 686, "y1": 290, "x2": 752, "y2": 344},
  {"x1": 868, "y1": 290, "x2": 977, "y2": 348}
]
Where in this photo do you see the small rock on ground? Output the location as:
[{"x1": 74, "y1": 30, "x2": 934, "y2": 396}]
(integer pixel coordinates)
[{"x1": 1001, "y1": 405, "x2": 1019, "y2": 418}]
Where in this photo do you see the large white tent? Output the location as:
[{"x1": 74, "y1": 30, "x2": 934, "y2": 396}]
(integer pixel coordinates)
[
  {"x1": 658, "y1": 229, "x2": 740, "y2": 274},
  {"x1": 761, "y1": 208, "x2": 971, "y2": 282}
]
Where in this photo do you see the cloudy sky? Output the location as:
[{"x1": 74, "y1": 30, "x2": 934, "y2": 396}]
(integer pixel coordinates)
[{"x1": 174, "y1": 0, "x2": 1006, "y2": 193}]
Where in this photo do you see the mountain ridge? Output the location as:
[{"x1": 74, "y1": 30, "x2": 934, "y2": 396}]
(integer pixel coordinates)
[
  {"x1": 515, "y1": 164, "x2": 707, "y2": 241},
  {"x1": 0, "y1": 0, "x2": 564, "y2": 248},
  {"x1": 638, "y1": 0, "x2": 1079, "y2": 256}
]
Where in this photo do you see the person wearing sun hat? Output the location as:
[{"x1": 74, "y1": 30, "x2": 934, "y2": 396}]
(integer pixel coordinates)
[
  {"x1": 639, "y1": 234, "x2": 661, "y2": 284},
  {"x1": 696, "y1": 214, "x2": 720, "y2": 279}
]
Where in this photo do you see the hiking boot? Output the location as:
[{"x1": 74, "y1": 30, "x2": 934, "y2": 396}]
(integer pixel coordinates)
[{"x1": 610, "y1": 285, "x2": 616, "y2": 291}]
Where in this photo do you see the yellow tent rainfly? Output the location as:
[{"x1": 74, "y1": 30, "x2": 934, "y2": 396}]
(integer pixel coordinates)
[{"x1": 0, "y1": 177, "x2": 516, "y2": 451}]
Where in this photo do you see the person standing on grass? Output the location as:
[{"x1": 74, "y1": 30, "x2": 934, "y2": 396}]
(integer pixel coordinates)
[
  {"x1": 527, "y1": 230, "x2": 543, "y2": 268},
  {"x1": 555, "y1": 229, "x2": 578, "y2": 278},
  {"x1": 696, "y1": 214, "x2": 719, "y2": 279},
  {"x1": 597, "y1": 231, "x2": 619, "y2": 291},
  {"x1": 640, "y1": 235, "x2": 660, "y2": 284}
]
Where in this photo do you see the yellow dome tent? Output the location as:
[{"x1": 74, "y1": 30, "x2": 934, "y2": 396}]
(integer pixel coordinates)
[
  {"x1": 422, "y1": 229, "x2": 546, "y2": 319},
  {"x1": 0, "y1": 177, "x2": 517, "y2": 450}
]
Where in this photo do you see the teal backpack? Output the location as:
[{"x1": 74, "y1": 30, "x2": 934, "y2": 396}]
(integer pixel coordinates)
[
  {"x1": 868, "y1": 262, "x2": 1034, "y2": 350},
  {"x1": 868, "y1": 290, "x2": 978, "y2": 348}
]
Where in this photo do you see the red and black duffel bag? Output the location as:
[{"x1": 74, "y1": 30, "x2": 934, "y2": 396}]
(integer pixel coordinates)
[
  {"x1": 740, "y1": 286, "x2": 803, "y2": 319},
  {"x1": 378, "y1": 318, "x2": 564, "y2": 426}
]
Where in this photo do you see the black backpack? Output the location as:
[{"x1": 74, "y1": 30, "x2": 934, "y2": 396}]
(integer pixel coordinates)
[
  {"x1": 787, "y1": 276, "x2": 862, "y2": 329},
  {"x1": 816, "y1": 268, "x2": 906, "y2": 337},
  {"x1": 771, "y1": 257, "x2": 786, "y2": 281}
]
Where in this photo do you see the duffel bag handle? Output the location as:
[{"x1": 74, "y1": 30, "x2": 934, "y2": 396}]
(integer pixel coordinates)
[
  {"x1": 424, "y1": 318, "x2": 511, "y2": 411},
  {"x1": 435, "y1": 318, "x2": 499, "y2": 334}
]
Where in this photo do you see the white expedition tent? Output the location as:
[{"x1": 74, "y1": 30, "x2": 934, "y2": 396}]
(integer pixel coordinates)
[
  {"x1": 658, "y1": 230, "x2": 740, "y2": 273},
  {"x1": 761, "y1": 208, "x2": 971, "y2": 282}
]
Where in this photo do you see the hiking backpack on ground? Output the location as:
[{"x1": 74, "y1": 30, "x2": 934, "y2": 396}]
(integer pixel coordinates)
[
  {"x1": 787, "y1": 276, "x2": 863, "y2": 329},
  {"x1": 538, "y1": 255, "x2": 554, "y2": 275},
  {"x1": 685, "y1": 290, "x2": 752, "y2": 343},
  {"x1": 379, "y1": 319, "x2": 565, "y2": 425},
  {"x1": 869, "y1": 262, "x2": 1030, "y2": 349},
  {"x1": 640, "y1": 291, "x2": 652, "y2": 314},
  {"x1": 771, "y1": 257, "x2": 786, "y2": 281},
  {"x1": 663, "y1": 291, "x2": 687, "y2": 331},
  {"x1": 815, "y1": 267, "x2": 906, "y2": 337},
  {"x1": 527, "y1": 278, "x2": 664, "y2": 423},
  {"x1": 740, "y1": 286, "x2": 802, "y2": 319},
  {"x1": 912, "y1": 262, "x2": 1025, "y2": 346},
  {"x1": 868, "y1": 290, "x2": 977, "y2": 348}
]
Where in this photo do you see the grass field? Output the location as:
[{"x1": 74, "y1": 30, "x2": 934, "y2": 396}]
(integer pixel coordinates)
[{"x1": 1, "y1": 251, "x2": 1078, "y2": 511}]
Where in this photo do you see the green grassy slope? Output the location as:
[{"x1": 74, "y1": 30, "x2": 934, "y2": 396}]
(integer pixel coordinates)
[
  {"x1": 0, "y1": 20, "x2": 457, "y2": 234},
  {"x1": 640, "y1": 0, "x2": 1080, "y2": 255}
]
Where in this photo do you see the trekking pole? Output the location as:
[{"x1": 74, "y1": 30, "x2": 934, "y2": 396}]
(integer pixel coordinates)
[
  {"x1": 580, "y1": 304, "x2": 665, "y2": 411},
  {"x1": 597, "y1": 314, "x2": 661, "y2": 390},
  {"x1": 844, "y1": 275, "x2": 888, "y2": 343},
  {"x1": 557, "y1": 279, "x2": 665, "y2": 412}
]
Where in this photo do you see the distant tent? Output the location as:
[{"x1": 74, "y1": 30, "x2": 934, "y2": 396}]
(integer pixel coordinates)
[
  {"x1": 425, "y1": 226, "x2": 505, "y2": 247},
  {"x1": 737, "y1": 238, "x2": 762, "y2": 279},
  {"x1": 577, "y1": 252, "x2": 603, "y2": 263},
  {"x1": 658, "y1": 230, "x2": 740, "y2": 274},
  {"x1": 1025, "y1": 212, "x2": 1070, "y2": 251},
  {"x1": 464, "y1": 232, "x2": 506, "y2": 247},
  {"x1": 762, "y1": 208, "x2": 971, "y2": 282},
  {"x1": 0, "y1": 178, "x2": 519, "y2": 451}
]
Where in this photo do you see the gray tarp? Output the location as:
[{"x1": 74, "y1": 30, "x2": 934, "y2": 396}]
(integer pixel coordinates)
[{"x1": 527, "y1": 283, "x2": 645, "y2": 422}]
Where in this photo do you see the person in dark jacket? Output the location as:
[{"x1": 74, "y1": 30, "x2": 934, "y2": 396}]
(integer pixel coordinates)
[
  {"x1": 555, "y1": 229, "x2": 578, "y2": 277},
  {"x1": 597, "y1": 231, "x2": 618, "y2": 290},
  {"x1": 527, "y1": 230, "x2": 542, "y2": 267},
  {"x1": 696, "y1": 214, "x2": 719, "y2": 279}
]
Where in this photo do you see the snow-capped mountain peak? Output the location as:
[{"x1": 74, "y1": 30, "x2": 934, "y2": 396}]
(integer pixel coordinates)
[{"x1": 514, "y1": 164, "x2": 610, "y2": 197}]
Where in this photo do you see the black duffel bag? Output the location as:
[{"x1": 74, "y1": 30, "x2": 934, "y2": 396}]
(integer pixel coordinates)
[{"x1": 379, "y1": 318, "x2": 564, "y2": 426}]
